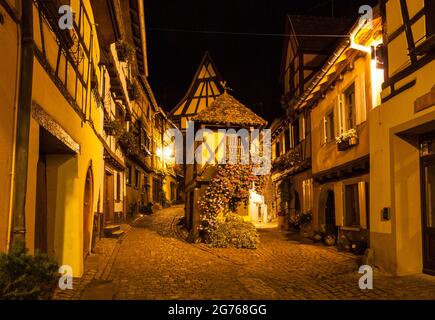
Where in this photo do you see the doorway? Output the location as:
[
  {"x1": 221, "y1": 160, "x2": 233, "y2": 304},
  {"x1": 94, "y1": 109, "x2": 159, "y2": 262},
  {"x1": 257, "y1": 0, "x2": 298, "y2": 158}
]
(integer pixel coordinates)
[
  {"x1": 421, "y1": 152, "x2": 435, "y2": 275},
  {"x1": 325, "y1": 189, "x2": 338, "y2": 236},
  {"x1": 104, "y1": 171, "x2": 114, "y2": 225},
  {"x1": 35, "y1": 154, "x2": 48, "y2": 254},
  {"x1": 83, "y1": 167, "x2": 94, "y2": 258}
]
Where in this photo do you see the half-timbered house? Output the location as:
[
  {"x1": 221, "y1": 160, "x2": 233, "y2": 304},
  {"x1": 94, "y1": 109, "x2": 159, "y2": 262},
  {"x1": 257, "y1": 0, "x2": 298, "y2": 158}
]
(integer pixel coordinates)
[
  {"x1": 370, "y1": 0, "x2": 435, "y2": 275},
  {"x1": 271, "y1": 15, "x2": 354, "y2": 232},
  {"x1": 184, "y1": 91, "x2": 268, "y2": 238},
  {"x1": 0, "y1": 0, "x2": 105, "y2": 276}
]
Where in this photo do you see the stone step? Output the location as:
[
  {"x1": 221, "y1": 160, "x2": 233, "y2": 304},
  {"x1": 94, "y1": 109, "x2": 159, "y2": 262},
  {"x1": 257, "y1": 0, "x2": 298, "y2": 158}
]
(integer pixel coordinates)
[
  {"x1": 106, "y1": 230, "x2": 125, "y2": 239},
  {"x1": 104, "y1": 224, "x2": 120, "y2": 233}
]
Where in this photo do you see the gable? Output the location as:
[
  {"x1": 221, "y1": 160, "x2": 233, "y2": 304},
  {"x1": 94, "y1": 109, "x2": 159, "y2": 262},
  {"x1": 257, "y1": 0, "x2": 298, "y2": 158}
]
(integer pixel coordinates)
[{"x1": 170, "y1": 52, "x2": 223, "y2": 120}]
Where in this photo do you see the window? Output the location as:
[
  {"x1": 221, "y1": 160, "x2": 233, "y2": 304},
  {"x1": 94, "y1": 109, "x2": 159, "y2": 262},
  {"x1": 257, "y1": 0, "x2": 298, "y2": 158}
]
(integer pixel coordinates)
[
  {"x1": 126, "y1": 165, "x2": 132, "y2": 186},
  {"x1": 344, "y1": 83, "x2": 356, "y2": 130},
  {"x1": 345, "y1": 184, "x2": 360, "y2": 227},
  {"x1": 135, "y1": 169, "x2": 140, "y2": 189},
  {"x1": 292, "y1": 121, "x2": 300, "y2": 146},
  {"x1": 116, "y1": 173, "x2": 121, "y2": 201},
  {"x1": 323, "y1": 111, "x2": 335, "y2": 144},
  {"x1": 275, "y1": 141, "x2": 281, "y2": 159},
  {"x1": 284, "y1": 129, "x2": 290, "y2": 152}
]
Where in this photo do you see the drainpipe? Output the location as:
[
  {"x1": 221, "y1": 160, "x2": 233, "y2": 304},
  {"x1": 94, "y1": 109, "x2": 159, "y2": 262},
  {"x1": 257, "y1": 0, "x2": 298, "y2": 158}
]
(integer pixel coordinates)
[{"x1": 10, "y1": 0, "x2": 34, "y2": 250}]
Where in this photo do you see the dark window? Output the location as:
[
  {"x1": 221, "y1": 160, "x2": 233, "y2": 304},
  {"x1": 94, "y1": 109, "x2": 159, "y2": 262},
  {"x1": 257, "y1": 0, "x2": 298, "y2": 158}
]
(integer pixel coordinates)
[
  {"x1": 345, "y1": 184, "x2": 360, "y2": 227},
  {"x1": 426, "y1": 0, "x2": 435, "y2": 36},
  {"x1": 284, "y1": 129, "x2": 290, "y2": 151},
  {"x1": 135, "y1": 169, "x2": 140, "y2": 189},
  {"x1": 126, "y1": 166, "x2": 131, "y2": 186},
  {"x1": 293, "y1": 121, "x2": 300, "y2": 145},
  {"x1": 344, "y1": 83, "x2": 356, "y2": 130},
  {"x1": 275, "y1": 142, "x2": 280, "y2": 158}
]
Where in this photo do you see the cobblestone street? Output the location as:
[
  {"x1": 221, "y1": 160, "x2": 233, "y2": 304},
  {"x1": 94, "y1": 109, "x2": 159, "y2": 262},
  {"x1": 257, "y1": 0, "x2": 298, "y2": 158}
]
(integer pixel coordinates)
[{"x1": 80, "y1": 206, "x2": 435, "y2": 300}]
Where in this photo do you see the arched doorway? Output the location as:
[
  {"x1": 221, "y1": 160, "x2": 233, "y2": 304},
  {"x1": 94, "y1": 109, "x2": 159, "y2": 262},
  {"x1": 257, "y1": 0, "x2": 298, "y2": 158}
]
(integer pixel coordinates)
[
  {"x1": 325, "y1": 189, "x2": 337, "y2": 236},
  {"x1": 83, "y1": 167, "x2": 94, "y2": 258}
]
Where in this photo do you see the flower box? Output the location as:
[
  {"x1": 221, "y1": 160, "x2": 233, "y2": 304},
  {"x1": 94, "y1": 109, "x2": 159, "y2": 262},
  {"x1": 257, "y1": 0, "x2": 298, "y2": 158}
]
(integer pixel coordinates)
[{"x1": 336, "y1": 129, "x2": 359, "y2": 151}]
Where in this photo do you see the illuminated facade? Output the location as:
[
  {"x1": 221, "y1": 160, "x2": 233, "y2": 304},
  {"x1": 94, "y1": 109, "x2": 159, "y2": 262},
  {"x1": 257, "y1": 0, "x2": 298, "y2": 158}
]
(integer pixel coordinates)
[
  {"x1": 272, "y1": 12, "x2": 384, "y2": 247},
  {"x1": 370, "y1": 0, "x2": 435, "y2": 275},
  {"x1": 0, "y1": 0, "x2": 178, "y2": 277}
]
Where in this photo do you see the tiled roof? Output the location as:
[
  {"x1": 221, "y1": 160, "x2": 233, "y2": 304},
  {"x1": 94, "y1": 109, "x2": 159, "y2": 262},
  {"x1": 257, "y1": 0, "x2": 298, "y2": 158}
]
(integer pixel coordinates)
[
  {"x1": 192, "y1": 93, "x2": 267, "y2": 127},
  {"x1": 288, "y1": 15, "x2": 354, "y2": 52}
]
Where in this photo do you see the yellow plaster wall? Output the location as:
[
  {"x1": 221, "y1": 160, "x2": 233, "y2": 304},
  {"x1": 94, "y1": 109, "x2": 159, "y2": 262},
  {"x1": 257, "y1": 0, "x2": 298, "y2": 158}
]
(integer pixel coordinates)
[
  {"x1": 369, "y1": 59, "x2": 435, "y2": 275},
  {"x1": 0, "y1": 3, "x2": 20, "y2": 253},
  {"x1": 311, "y1": 56, "x2": 371, "y2": 175}
]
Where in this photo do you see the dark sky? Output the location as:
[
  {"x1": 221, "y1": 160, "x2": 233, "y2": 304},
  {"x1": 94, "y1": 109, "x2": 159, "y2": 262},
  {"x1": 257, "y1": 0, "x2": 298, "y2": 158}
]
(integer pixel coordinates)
[{"x1": 145, "y1": 0, "x2": 378, "y2": 123}]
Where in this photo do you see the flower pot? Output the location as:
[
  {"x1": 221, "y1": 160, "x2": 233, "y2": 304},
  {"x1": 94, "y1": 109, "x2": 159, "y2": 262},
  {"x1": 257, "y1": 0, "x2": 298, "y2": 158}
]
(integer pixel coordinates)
[
  {"x1": 337, "y1": 139, "x2": 350, "y2": 151},
  {"x1": 349, "y1": 136, "x2": 359, "y2": 146},
  {"x1": 324, "y1": 235, "x2": 336, "y2": 246}
]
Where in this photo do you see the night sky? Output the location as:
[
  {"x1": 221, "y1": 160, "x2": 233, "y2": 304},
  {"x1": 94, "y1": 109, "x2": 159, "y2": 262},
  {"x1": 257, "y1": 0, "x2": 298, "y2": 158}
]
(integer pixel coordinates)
[{"x1": 145, "y1": 0, "x2": 378, "y2": 123}]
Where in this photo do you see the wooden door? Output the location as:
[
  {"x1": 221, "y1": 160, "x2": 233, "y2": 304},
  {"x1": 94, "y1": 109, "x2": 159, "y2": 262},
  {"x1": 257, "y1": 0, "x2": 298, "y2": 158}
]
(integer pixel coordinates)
[
  {"x1": 104, "y1": 172, "x2": 114, "y2": 224},
  {"x1": 422, "y1": 157, "x2": 435, "y2": 275},
  {"x1": 325, "y1": 190, "x2": 338, "y2": 236},
  {"x1": 35, "y1": 155, "x2": 47, "y2": 254}
]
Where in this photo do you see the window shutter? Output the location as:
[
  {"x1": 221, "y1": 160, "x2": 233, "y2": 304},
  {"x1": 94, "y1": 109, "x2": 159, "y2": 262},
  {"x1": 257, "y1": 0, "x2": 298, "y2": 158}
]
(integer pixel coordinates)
[
  {"x1": 358, "y1": 181, "x2": 367, "y2": 229},
  {"x1": 336, "y1": 95, "x2": 345, "y2": 134},
  {"x1": 355, "y1": 73, "x2": 367, "y2": 125},
  {"x1": 289, "y1": 124, "x2": 294, "y2": 149},
  {"x1": 322, "y1": 116, "x2": 328, "y2": 145},
  {"x1": 299, "y1": 116, "x2": 306, "y2": 141}
]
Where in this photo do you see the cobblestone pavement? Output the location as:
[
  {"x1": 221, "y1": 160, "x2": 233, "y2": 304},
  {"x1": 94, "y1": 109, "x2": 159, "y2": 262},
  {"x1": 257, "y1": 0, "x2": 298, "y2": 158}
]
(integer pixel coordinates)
[{"x1": 99, "y1": 206, "x2": 435, "y2": 300}]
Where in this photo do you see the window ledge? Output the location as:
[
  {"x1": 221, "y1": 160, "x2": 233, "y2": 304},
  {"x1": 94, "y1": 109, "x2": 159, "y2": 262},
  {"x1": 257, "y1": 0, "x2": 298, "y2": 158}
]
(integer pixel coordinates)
[{"x1": 341, "y1": 226, "x2": 361, "y2": 232}]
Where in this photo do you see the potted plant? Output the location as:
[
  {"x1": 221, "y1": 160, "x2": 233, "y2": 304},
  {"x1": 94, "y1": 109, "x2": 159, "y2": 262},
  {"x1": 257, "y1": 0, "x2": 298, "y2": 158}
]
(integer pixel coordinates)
[{"x1": 115, "y1": 40, "x2": 134, "y2": 62}]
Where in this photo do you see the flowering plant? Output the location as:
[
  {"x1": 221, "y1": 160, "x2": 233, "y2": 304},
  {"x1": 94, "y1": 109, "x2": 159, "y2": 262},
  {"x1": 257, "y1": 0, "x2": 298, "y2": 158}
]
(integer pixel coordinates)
[
  {"x1": 335, "y1": 128, "x2": 358, "y2": 144},
  {"x1": 198, "y1": 164, "x2": 265, "y2": 235},
  {"x1": 289, "y1": 211, "x2": 312, "y2": 229},
  {"x1": 272, "y1": 149, "x2": 302, "y2": 172}
]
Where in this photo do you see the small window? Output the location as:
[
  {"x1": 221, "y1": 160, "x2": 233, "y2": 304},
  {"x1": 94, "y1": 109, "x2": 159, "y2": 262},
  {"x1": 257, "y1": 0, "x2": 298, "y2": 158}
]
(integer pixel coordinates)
[
  {"x1": 344, "y1": 84, "x2": 356, "y2": 130},
  {"x1": 292, "y1": 121, "x2": 300, "y2": 146},
  {"x1": 284, "y1": 129, "x2": 290, "y2": 152},
  {"x1": 345, "y1": 184, "x2": 360, "y2": 227}
]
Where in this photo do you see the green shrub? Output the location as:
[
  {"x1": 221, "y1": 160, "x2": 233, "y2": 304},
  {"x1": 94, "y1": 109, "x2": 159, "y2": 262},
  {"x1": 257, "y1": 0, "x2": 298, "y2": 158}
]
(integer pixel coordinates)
[
  {"x1": 0, "y1": 242, "x2": 59, "y2": 300},
  {"x1": 207, "y1": 214, "x2": 260, "y2": 249}
]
